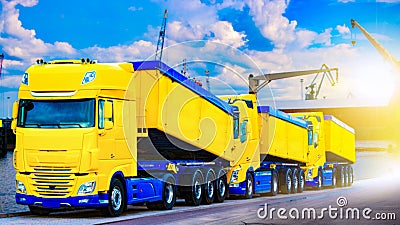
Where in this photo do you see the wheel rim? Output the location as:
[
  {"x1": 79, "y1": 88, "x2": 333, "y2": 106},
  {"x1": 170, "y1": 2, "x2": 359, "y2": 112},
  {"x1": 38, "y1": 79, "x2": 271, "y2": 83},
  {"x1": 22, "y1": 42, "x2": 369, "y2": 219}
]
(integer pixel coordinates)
[
  {"x1": 287, "y1": 174, "x2": 292, "y2": 191},
  {"x1": 111, "y1": 186, "x2": 122, "y2": 211},
  {"x1": 273, "y1": 175, "x2": 278, "y2": 193},
  {"x1": 218, "y1": 179, "x2": 225, "y2": 197},
  {"x1": 165, "y1": 183, "x2": 174, "y2": 204},
  {"x1": 293, "y1": 174, "x2": 298, "y2": 190},
  {"x1": 207, "y1": 181, "x2": 214, "y2": 198},
  {"x1": 194, "y1": 180, "x2": 201, "y2": 200},
  {"x1": 318, "y1": 174, "x2": 322, "y2": 187},
  {"x1": 300, "y1": 174, "x2": 304, "y2": 190},
  {"x1": 247, "y1": 177, "x2": 253, "y2": 195}
]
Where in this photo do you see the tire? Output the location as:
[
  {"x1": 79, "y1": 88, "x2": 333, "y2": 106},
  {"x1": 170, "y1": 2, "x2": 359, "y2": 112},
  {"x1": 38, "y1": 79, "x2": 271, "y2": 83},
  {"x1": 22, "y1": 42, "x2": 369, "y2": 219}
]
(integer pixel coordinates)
[
  {"x1": 331, "y1": 168, "x2": 337, "y2": 188},
  {"x1": 268, "y1": 170, "x2": 278, "y2": 196},
  {"x1": 337, "y1": 166, "x2": 345, "y2": 187},
  {"x1": 185, "y1": 171, "x2": 203, "y2": 206},
  {"x1": 102, "y1": 178, "x2": 126, "y2": 217},
  {"x1": 291, "y1": 168, "x2": 299, "y2": 194},
  {"x1": 147, "y1": 177, "x2": 176, "y2": 210},
  {"x1": 344, "y1": 166, "x2": 350, "y2": 186},
  {"x1": 316, "y1": 169, "x2": 323, "y2": 190},
  {"x1": 349, "y1": 166, "x2": 354, "y2": 186},
  {"x1": 29, "y1": 205, "x2": 50, "y2": 216},
  {"x1": 244, "y1": 173, "x2": 254, "y2": 199},
  {"x1": 214, "y1": 173, "x2": 227, "y2": 203},
  {"x1": 202, "y1": 169, "x2": 215, "y2": 205},
  {"x1": 279, "y1": 168, "x2": 292, "y2": 194},
  {"x1": 298, "y1": 169, "x2": 305, "y2": 193}
]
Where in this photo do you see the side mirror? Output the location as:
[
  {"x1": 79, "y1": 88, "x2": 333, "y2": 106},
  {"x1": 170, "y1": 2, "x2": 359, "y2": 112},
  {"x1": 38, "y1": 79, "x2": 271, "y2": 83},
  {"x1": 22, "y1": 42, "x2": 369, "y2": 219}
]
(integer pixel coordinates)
[
  {"x1": 104, "y1": 120, "x2": 113, "y2": 130},
  {"x1": 12, "y1": 101, "x2": 19, "y2": 119}
]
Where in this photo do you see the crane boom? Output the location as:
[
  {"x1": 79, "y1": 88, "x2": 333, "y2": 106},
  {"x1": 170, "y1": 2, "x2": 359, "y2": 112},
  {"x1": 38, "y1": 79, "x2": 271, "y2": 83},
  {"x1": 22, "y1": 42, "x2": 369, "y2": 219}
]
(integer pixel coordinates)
[
  {"x1": 249, "y1": 65, "x2": 338, "y2": 94},
  {"x1": 155, "y1": 9, "x2": 168, "y2": 62},
  {"x1": 351, "y1": 19, "x2": 400, "y2": 71}
]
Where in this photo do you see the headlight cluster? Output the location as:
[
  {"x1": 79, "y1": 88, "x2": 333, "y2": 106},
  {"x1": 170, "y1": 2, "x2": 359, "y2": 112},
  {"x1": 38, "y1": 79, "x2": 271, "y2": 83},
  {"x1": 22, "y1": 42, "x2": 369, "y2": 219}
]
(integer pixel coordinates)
[
  {"x1": 16, "y1": 180, "x2": 26, "y2": 194},
  {"x1": 78, "y1": 181, "x2": 96, "y2": 195},
  {"x1": 230, "y1": 168, "x2": 241, "y2": 183}
]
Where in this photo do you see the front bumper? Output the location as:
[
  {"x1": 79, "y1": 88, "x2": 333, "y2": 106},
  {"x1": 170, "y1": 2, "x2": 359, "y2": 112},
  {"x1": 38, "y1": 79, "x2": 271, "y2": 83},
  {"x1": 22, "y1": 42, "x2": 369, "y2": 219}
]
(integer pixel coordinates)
[{"x1": 16, "y1": 193, "x2": 109, "y2": 208}]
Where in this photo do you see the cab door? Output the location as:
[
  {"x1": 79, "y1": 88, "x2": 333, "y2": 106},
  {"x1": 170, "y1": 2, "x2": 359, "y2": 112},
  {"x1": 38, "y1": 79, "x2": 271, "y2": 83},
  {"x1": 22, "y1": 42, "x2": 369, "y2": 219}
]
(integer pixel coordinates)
[{"x1": 98, "y1": 99, "x2": 116, "y2": 161}]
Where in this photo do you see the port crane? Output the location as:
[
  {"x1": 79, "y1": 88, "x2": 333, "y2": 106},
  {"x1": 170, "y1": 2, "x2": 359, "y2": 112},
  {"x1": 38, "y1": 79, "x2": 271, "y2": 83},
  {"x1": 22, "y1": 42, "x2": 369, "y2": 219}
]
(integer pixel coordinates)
[
  {"x1": 248, "y1": 65, "x2": 339, "y2": 95},
  {"x1": 305, "y1": 64, "x2": 338, "y2": 100},
  {"x1": 155, "y1": 9, "x2": 168, "y2": 62}
]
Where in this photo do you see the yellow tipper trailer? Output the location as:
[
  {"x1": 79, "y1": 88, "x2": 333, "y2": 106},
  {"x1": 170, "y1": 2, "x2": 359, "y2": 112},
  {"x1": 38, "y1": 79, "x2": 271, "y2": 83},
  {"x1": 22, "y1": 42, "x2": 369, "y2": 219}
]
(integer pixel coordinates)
[{"x1": 324, "y1": 115, "x2": 356, "y2": 163}]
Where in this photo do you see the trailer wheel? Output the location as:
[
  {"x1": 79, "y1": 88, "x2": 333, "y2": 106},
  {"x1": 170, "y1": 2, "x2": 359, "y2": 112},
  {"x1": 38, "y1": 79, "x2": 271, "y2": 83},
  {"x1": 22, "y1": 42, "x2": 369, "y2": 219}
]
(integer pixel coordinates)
[
  {"x1": 147, "y1": 176, "x2": 176, "y2": 210},
  {"x1": 344, "y1": 166, "x2": 350, "y2": 186},
  {"x1": 102, "y1": 178, "x2": 126, "y2": 217},
  {"x1": 268, "y1": 170, "x2": 278, "y2": 196},
  {"x1": 337, "y1": 166, "x2": 345, "y2": 187},
  {"x1": 279, "y1": 168, "x2": 292, "y2": 194},
  {"x1": 349, "y1": 166, "x2": 354, "y2": 186},
  {"x1": 244, "y1": 173, "x2": 254, "y2": 199},
  {"x1": 291, "y1": 168, "x2": 299, "y2": 194},
  {"x1": 331, "y1": 168, "x2": 337, "y2": 188},
  {"x1": 29, "y1": 206, "x2": 50, "y2": 216},
  {"x1": 185, "y1": 171, "x2": 203, "y2": 206},
  {"x1": 316, "y1": 169, "x2": 323, "y2": 190},
  {"x1": 202, "y1": 169, "x2": 215, "y2": 205},
  {"x1": 214, "y1": 173, "x2": 227, "y2": 203},
  {"x1": 298, "y1": 169, "x2": 305, "y2": 193}
]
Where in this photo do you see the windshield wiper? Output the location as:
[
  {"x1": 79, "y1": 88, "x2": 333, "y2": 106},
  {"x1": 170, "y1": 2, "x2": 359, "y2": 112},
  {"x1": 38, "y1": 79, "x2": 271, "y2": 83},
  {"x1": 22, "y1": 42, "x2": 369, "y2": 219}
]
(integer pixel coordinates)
[
  {"x1": 24, "y1": 124, "x2": 41, "y2": 128},
  {"x1": 38, "y1": 124, "x2": 62, "y2": 128},
  {"x1": 59, "y1": 124, "x2": 83, "y2": 128}
]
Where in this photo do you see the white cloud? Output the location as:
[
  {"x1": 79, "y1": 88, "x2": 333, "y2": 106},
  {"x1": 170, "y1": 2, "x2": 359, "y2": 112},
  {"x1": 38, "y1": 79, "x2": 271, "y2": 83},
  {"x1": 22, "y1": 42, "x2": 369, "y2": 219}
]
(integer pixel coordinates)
[
  {"x1": 210, "y1": 21, "x2": 247, "y2": 48},
  {"x1": 376, "y1": 0, "x2": 400, "y2": 2},
  {"x1": 314, "y1": 28, "x2": 332, "y2": 46},
  {"x1": 0, "y1": 75, "x2": 22, "y2": 88},
  {"x1": 82, "y1": 40, "x2": 155, "y2": 62},
  {"x1": 128, "y1": 6, "x2": 143, "y2": 11},
  {"x1": 336, "y1": 24, "x2": 350, "y2": 35},
  {"x1": 337, "y1": 0, "x2": 355, "y2": 3},
  {"x1": 245, "y1": 0, "x2": 297, "y2": 49},
  {"x1": 0, "y1": 0, "x2": 76, "y2": 67},
  {"x1": 167, "y1": 21, "x2": 205, "y2": 42}
]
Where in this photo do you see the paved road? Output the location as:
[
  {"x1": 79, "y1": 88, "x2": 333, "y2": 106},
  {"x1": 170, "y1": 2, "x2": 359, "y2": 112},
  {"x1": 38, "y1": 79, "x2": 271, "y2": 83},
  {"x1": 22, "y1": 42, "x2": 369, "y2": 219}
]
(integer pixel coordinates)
[
  {"x1": 1, "y1": 150, "x2": 399, "y2": 224},
  {"x1": 1, "y1": 175, "x2": 399, "y2": 225}
]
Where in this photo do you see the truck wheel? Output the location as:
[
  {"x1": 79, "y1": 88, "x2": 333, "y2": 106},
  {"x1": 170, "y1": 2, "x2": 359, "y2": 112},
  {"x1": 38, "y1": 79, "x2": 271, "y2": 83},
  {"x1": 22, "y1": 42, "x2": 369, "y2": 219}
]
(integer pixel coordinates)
[
  {"x1": 337, "y1": 166, "x2": 345, "y2": 187},
  {"x1": 279, "y1": 168, "x2": 292, "y2": 194},
  {"x1": 316, "y1": 169, "x2": 323, "y2": 190},
  {"x1": 298, "y1": 169, "x2": 305, "y2": 193},
  {"x1": 268, "y1": 170, "x2": 278, "y2": 196},
  {"x1": 349, "y1": 166, "x2": 354, "y2": 186},
  {"x1": 29, "y1": 206, "x2": 50, "y2": 216},
  {"x1": 214, "y1": 173, "x2": 227, "y2": 203},
  {"x1": 331, "y1": 168, "x2": 337, "y2": 188},
  {"x1": 244, "y1": 173, "x2": 253, "y2": 199},
  {"x1": 185, "y1": 171, "x2": 203, "y2": 206},
  {"x1": 147, "y1": 176, "x2": 176, "y2": 210},
  {"x1": 291, "y1": 168, "x2": 299, "y2": 194},
  {"x1": 344, "y1": 166, "x2": 350, "y2": 186},
  {"x1": 202, "y1": 169, "x2": 215, "y2": 205},
  {"x1": 102, "y1": 178, "x2": 126, "y2": 217}
]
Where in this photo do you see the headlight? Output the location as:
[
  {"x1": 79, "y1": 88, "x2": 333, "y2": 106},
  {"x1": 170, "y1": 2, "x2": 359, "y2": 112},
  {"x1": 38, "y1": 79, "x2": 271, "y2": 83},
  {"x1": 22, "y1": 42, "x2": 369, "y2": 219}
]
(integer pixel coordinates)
[
  {"x1": 230, "y1": 168, "x2": 241, "y2": 183},
  {"x1": 21, "y1": 73, "x2": 28, "y2": 85},
  {"x1": 78, "y1": 181, "x2": 96, "y2": 195},
  {"x1": 16, "y1": 180, "x2": 26, "y2": 194}
]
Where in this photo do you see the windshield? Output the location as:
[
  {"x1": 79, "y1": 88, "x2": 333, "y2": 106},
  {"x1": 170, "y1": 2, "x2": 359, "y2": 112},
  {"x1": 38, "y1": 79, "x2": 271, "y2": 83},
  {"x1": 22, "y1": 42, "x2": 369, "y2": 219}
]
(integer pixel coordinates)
[{"x1": 17, "y1": 99, "x2": 95, "y2": 128}]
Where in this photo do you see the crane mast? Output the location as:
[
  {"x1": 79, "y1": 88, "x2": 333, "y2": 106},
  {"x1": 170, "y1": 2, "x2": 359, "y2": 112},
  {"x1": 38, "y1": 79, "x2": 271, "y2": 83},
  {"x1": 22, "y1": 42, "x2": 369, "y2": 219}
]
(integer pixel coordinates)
[
  {"x1": 351, "y1": 19, "x2": 400, "y2": 71},
  {"x1": 155, "y1": 9, "x2": 168, "y2": 62}
]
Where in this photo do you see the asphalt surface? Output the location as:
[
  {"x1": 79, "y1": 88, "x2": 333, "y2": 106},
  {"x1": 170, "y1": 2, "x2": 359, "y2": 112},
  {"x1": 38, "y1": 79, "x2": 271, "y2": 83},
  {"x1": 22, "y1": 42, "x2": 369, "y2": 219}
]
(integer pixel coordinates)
[{"x1": 0, "y1": 151, "x2": 399, "y2": 224}]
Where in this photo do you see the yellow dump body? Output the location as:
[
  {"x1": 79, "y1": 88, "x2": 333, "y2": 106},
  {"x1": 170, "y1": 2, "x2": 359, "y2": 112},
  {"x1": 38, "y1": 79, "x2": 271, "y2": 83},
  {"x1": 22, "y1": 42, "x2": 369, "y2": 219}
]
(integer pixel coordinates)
[
  {"x1": 324, "y1": 115, "x2": 356, "y2": 163},
  {"x1": 258, "y1": 106, "x2": 308, "y2": 163},
  {"x1": 132, "y1": 61, "x2": 253, "y2": 166}
]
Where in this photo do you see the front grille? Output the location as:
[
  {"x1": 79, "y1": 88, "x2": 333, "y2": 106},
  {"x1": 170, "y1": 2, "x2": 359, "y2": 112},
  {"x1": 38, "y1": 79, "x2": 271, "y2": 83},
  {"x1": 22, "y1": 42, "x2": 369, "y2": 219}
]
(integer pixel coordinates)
[{"x1": 31, "y1": 168, "x2": 75, "y2": 197}]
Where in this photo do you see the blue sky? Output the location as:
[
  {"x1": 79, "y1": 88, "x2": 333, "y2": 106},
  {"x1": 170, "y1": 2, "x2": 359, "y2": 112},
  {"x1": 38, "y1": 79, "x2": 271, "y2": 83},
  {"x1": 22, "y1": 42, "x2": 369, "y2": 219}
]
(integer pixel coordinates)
[{"x1": 0, "y1": 0, "x2": 399, "y2": 117}]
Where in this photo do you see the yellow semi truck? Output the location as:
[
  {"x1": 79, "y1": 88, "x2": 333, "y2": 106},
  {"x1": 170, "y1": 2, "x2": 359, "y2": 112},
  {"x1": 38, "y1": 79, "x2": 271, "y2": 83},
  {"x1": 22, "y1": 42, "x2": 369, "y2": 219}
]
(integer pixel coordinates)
[{"x1": 11, "y1": 59, "x2": 355, "y2": 216}]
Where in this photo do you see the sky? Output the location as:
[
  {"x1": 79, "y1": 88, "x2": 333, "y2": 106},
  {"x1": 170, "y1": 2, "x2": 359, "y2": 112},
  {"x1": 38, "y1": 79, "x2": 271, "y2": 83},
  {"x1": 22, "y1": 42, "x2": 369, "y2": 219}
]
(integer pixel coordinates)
[{"x1": 0, "y1": 0, "x2": 399, "y2": 117}]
